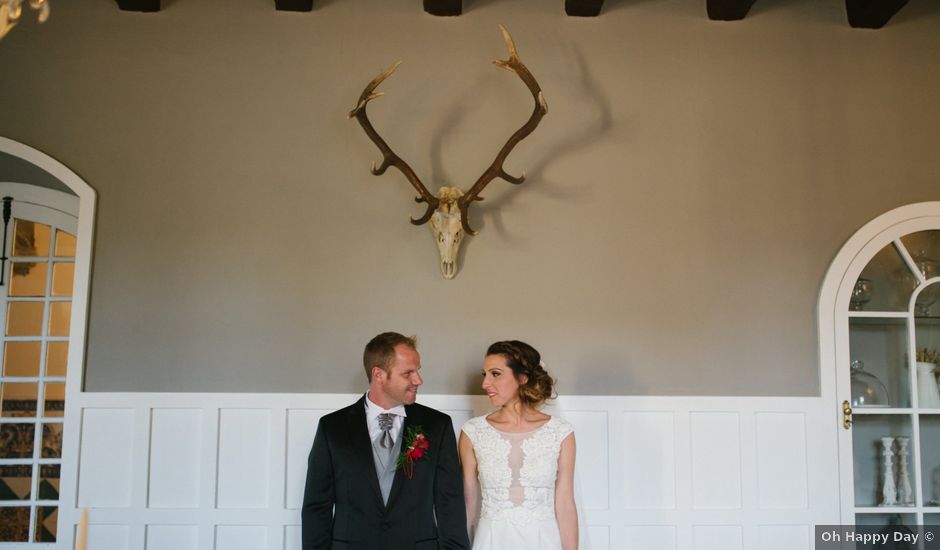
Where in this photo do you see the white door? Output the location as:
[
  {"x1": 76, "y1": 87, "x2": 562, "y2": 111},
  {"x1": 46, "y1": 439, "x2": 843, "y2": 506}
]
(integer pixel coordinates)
[{"x1": 0, "y1": 184, "x2": 78, "y2": 546}]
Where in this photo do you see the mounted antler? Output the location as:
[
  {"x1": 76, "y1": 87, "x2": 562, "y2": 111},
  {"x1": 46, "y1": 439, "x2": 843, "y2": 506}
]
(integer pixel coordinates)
[
  {"x1": 348, "y1": 25, "x2": 547, "y2": 279},
  {"x1": 348, "y1": 61, "x2": 440, "y2": 225},
  {"x1": 457, "y1": 24, "x2": 548, "y2": 235}
]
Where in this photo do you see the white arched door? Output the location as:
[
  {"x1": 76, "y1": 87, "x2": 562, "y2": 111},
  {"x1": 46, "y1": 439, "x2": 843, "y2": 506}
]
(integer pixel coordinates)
[
  {"x1": 0, "y1": 185, "x2": 79, "y2": 545},
  {"x1": 0, "y1": 136, "x2": 96, "y2": 549},
  {"x1": 819, "y1": 202, "x2": 940, "y2": 529}
]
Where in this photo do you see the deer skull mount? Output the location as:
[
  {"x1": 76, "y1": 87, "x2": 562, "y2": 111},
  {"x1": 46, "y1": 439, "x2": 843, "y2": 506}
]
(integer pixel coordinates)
[{"x1": 348, "y1": 25, "x2": 547, "y2": 279}]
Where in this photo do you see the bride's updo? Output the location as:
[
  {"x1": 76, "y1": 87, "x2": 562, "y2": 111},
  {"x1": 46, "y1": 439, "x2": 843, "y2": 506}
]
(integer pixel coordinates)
[{"x1": 486, "y1": 340, "x2": 556, "y2": 408}]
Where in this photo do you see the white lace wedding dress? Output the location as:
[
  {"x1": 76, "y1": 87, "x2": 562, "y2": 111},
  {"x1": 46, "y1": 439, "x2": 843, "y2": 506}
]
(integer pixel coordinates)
[{"x1": 461, "y1": 415, "x2": 574, "y2": 550}]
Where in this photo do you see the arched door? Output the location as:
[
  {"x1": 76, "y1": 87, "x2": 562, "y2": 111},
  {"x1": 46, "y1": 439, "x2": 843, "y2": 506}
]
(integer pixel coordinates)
[
  {"x1": 0, "y1": 136, "x2": 96, "y2": 549},
  {"x1": 819, "y1": 202, "x2": 940, "y2": 529},
  {"x1": 0, "y1": 186, "x2": 78, "y2": 545}
]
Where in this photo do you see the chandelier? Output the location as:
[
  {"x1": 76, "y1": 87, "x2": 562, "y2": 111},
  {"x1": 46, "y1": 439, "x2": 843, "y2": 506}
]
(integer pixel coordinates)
[{"x1": 1, "y1": 0, "x2": 49, "y2": 40}]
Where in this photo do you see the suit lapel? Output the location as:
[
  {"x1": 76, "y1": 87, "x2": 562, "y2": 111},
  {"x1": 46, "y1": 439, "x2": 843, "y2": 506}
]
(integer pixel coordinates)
[
  {"x1": 348, "y1": 396, "x2": 385, "y2": 508},
  {"x1": 385, "y1": 405, "x2": 415, "y2": 509}
]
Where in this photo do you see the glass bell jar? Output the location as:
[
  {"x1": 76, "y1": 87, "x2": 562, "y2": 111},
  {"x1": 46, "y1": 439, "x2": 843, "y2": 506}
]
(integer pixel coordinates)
[{"x1": 850, "y1": 359, "x2": 890, "y2": 407}]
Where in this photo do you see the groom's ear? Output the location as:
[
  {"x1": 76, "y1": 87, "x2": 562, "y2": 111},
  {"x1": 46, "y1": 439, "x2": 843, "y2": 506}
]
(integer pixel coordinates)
[{"x1": 371, "y1": 366, "x2": 385, "y2": 382}]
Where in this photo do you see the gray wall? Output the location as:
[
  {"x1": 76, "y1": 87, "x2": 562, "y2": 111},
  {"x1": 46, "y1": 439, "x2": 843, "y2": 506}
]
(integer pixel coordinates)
[{"x1": 0, "y1": 0, "x2": 938, "y2": 396}]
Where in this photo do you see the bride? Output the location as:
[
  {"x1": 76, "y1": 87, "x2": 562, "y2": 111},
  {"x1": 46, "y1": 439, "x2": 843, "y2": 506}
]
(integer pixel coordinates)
[{"x1": 459, "y1": 341, "x2": 578, "y2": 550}]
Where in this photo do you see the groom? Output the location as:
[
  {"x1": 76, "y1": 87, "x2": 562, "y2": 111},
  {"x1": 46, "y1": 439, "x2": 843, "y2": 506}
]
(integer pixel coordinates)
[{"x1": 302, "y1": 332, "x2": 470, "y2": 550}]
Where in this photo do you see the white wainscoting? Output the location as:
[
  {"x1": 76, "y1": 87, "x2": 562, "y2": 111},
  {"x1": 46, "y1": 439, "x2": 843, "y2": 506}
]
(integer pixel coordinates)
[{"x1": 58, "y1": 393, "x2": 841, "y2": 550}]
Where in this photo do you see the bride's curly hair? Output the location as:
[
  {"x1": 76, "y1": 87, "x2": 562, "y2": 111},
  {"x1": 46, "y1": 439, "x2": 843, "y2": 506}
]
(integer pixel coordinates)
[{"x1": 486, "y1": 340, "x2": 556, "y2": 408}]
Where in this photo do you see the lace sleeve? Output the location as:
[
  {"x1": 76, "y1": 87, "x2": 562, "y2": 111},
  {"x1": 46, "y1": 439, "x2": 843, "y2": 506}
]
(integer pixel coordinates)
[
  {"x1": 553, "y1": 417, "x2": 574, "y2": 444},
  {"x1": 461, "y1": 417, "x2": 480, "y2": 443},
  {"x1": 460, "y1": 416, "x2": 483, "y2": 542}
]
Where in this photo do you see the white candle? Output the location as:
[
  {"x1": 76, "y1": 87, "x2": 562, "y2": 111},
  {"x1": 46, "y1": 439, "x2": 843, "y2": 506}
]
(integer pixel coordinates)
[{"x1": 75, "y1": 508, "x2": 88, "y2": 550}]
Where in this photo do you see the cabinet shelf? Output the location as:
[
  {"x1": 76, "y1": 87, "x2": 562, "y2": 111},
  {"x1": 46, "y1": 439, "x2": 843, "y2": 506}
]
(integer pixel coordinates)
[
  {"x1": 849, "y1": 311, "x2": 909, "y2": 319},
  {"x1": 855, "y1": 506, "x2": 918, "y2": 514},
  {"x1": 853, "y1": 407, "x2": 911, "y2": 415},
  {"x1": 847, "y1": 313, "x2": 940, "y2": 322},
  {"x1": 852, "y1": 407, "x2": 940, "y2": 414}
]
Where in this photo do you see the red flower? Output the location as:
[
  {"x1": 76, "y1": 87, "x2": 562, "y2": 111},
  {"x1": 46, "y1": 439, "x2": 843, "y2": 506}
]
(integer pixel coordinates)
[{"x1": 397, "y1": 426, "x2": 430, "y2": 479}]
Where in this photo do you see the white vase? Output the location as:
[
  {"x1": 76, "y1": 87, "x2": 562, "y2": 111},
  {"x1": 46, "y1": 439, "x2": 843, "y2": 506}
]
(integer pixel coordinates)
[
  {"x1": 916, "y1": 362, "x2": 940, "y2": 408},
  {"x1": 896, "y1": 437, "x2": 913, "y2": 505},
  {"x1": 881, "y1": 437, "x2": 898, "y2": 506}
]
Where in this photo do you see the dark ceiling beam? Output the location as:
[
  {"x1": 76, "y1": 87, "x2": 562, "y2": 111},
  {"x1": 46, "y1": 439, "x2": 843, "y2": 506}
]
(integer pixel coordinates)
[
  {"x1": 845, "y1": 0, "x2": 908, "y2": 28},
  {"x1": 116, "y1": 0, "x2": 160, "y2": 11},
  {"x1": 275, "y1": 0, "x2": 313, "y2": 11},
  {"x1": 424, "y1": 0, "x2": 462, "y2": 16},
  {"x1": 565, "y1": 0, "x2": 604, "y2": 17},
  {"x1": 706, "y1": 0, "x2": 758, "y2": 20}
]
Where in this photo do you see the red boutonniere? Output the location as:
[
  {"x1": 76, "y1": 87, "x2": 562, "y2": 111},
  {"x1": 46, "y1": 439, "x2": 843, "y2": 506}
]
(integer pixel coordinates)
[{"x1": 396, "y1": 425, "x2": 430, "y2": 479}]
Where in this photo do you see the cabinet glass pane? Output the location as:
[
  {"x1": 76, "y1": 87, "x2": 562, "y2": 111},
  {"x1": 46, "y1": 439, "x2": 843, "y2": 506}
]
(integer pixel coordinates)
[
  {"x1": 852, "y1": 415, "x2": 914, "y2": 507},
  {"x1": 3, "y1": 342, "x2": 41, "y2": 377},
  {"x1": 34, "y1": 506, "x2": 56, "y2": 542},
  {"x1": 40, "y1": 423, "x2": 62, "y2": 459},
  {"x1": 922, "y1": 416, "x2": 940, "y2": 506},
  {"x1": 0, "y1": 382, "x2": 38, "y2": 417},
  {"x1": 852, "y1": 514, "x2": 920, "y2": 546},
  {"x1": 0, "y1": 506, "x2": 30, "y2": 541},
  {"x1": 0, "y1": 464, "x2": 32, "y2": 500},
  {"x1": 43, "y1": 383, "x2": 64, "y2": 418},
  {"x1": 44, "y1": 342, "x2": 67, "y2": 377},
  {"x1": 53, "y1": 230, "x2": 76, "y2": 257},
  {"x1": 0, "y1": 423, "x2": 35, "y2": 458},
  {"x1": 47, "y1": 302, "x2": 70, "y2": 337},
  {"x1": 9, "y1": 262, "x2": 47, "y2": 297},
  {"x1": 915, "y1": 316, "x2": 940, "y2": 409},
  {"x1": 850, "y1": 318, "x2": 911, "y2": 408},
  {"x1": 38, "y1": 465, "x2": 59, "y2": 499},
  {"x1": 854, "y1": 242, "x2": 919, "y2": 312},
  {"x1": 12, "y1": 219, "x2": 50, "y2": 258},
  {"x1": 51, "y1": 263, "x2": 74, "y2": 297},
  {"x1": 901, "y1": 231, "x2": 940, "y2": 317},
  {"x1": 6, "y1": 302, "x2": 44, "y2": 337}
]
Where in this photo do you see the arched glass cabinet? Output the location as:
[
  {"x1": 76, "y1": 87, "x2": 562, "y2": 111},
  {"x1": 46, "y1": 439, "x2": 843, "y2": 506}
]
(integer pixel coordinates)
[{"x1": 822, "y1": 202, "x2": 940, "y2": 531}]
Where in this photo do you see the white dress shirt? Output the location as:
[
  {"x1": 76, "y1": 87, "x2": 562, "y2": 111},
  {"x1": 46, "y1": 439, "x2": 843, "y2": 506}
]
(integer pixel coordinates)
[{"x1": 364, "y1": 392, "x2": 406, "y2": 445}]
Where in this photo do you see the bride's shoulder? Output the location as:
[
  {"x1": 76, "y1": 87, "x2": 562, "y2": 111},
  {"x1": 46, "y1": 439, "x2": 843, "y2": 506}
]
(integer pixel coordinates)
[
  {"x1": 460, "y1": 415, "x2": 490, "y2": 438},
  {"x1": 546, "y1": 415, "x2": 575, "y2": 439}
]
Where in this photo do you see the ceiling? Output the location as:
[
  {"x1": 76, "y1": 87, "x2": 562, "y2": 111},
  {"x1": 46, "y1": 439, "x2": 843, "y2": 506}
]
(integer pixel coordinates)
[{"x1": 114, "y1": 0, "x2": 909, "y2": 29}]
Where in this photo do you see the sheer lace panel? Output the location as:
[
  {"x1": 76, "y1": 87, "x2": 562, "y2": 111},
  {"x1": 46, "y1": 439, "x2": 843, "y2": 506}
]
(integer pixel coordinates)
[
  {"x1": 505, "y1": 431, "x2": 530, "y2": 506},
  {"x1": 463, "y1": 416, "x2": 574, "y2": 526}
]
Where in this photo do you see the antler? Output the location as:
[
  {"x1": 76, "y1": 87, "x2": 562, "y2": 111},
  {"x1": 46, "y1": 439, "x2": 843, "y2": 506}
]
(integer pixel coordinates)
[
  {"x1": 456, "y1": 25, "x2": 548, "y2": 235},
  {"x1": 348, "y1": 61, "x2": 440, "y2": 225}
]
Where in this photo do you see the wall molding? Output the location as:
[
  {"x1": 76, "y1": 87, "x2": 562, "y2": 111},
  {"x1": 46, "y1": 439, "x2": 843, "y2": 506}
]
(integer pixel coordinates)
[{"x1": 49, "y1": 391, "x2": 841, "y2": 549}]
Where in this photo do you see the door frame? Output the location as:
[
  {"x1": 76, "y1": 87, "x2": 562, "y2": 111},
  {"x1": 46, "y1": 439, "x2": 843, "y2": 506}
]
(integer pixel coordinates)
[
  {"x1": 817, "y1": 201, "x2": 940, "y2": 523},
  {"x1": 0, "y1": 137, "x2": 96, "y2": 548}
]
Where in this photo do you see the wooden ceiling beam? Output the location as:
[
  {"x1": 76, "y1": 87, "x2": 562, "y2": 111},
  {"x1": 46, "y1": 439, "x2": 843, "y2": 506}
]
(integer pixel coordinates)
[
  {"x1": 424, "y1": 0, "x2": 462, "y2": 16},
  {"x1": 706, "y1": 0, "x2": 757, "y2": 20},
  {"x1": 565, "y1": 0, "x2": 604, "y2": 17},
  {"x1": 275, "y1": 0, "x2": 313, "y2": 11},
  {"x1": 116, "y1": 0, "x2": 160, "y2": 11},
  {"x1": 845, "y1": 0, "x2": 908, "y2": 28}
]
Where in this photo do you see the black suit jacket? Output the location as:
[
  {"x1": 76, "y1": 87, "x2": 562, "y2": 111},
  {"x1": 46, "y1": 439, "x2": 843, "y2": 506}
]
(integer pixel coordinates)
[{"x1": 302, "y1": 397, "x2": 470, "y2": 550}]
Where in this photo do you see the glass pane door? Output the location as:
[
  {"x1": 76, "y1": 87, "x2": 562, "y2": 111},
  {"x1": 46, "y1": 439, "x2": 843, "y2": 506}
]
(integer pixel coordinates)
[{"x1": 0, "y1": 218, "x2": 75, "y2": 544}]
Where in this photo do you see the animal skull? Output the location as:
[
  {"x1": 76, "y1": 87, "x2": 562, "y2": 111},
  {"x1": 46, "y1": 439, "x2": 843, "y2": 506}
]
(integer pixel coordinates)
[
  {"x1": 348, "y1": 25, "x2": 547, "y2": 279},
  {"x1": 428, "y1": 187, "x2": 465, "y2": 279}
]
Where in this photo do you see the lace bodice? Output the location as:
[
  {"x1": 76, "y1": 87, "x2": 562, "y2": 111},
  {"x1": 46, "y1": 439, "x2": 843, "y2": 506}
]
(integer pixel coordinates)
[{"x1": 462, "y1": 415, "x2": 574, "y2": 526}]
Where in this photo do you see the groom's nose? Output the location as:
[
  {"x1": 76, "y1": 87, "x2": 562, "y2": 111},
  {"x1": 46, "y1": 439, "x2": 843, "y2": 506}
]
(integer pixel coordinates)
[{"x1": 412, "y1": 372, "x2": 423, "y2": 386}]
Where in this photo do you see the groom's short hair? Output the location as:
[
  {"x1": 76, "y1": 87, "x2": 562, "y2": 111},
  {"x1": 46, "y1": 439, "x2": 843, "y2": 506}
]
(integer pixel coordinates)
[{"x1": 363, "y1": 332, "x2": 418, "y2": 381}]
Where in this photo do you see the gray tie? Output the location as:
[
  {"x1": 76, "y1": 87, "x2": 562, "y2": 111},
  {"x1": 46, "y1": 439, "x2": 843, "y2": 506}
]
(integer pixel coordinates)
[{"x1": 377, "y1": 413, "x2": 395, "y2": 450}]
